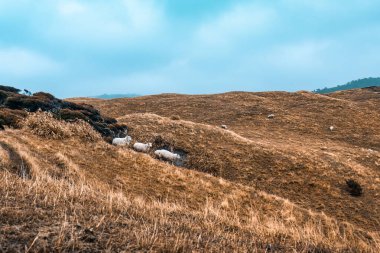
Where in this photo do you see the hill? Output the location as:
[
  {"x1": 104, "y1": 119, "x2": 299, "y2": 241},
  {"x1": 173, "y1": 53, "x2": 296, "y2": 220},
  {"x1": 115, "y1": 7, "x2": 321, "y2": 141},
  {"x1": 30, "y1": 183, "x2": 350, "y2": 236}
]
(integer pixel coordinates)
[
  {"x1": 314, "y1": 77, "x2": 380, "y2": 94},
  {"x1": 69, "y1": 88, "x2": 380, "y2": 230},
  {"x1": 93, "y1": 93, "x2": 140, "y2": 99},
  {"x1": 0, "y1": 87, "x2": 379, "y2": 251}
]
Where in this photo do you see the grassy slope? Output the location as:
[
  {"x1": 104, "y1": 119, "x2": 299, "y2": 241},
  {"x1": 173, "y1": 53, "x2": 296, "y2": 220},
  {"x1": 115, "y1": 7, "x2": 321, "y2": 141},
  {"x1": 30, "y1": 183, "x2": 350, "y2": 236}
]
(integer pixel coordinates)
[
  {"x1": 69, "y1": 90, "x2": 380, "y2": 149},
  {"x1": 2, "y1": 129, "x2": 379, "y2": 252},
  {"x1": 69, "y1": 89, "x2": 380, "y2": 231},
  {"x1": 118, "y1": 113, "x2": 380, "y2": 232},
  {"x1": 0, "y1": 88, "x2": 379, "y2": 251}
]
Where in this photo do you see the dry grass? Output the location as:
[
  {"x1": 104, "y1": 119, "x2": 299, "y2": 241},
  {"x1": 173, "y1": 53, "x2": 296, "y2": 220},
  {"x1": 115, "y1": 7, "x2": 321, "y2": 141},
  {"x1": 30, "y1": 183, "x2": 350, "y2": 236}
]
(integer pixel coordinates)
[
  {"x1": 1, "y1": 88, "x2": 379, "y2": 251},
  {"x1": 0, "y1": 129, "x2": 379, "y2": 252},
  {"x1": 23, "y1": 111, "x2": 101, "y2": 141},
  {"x1": 118, "y1": 113, "x2": 380, "y2": 232},
  {"x1": 69, "y1": 90, "x2": 380, "y2": 232}
]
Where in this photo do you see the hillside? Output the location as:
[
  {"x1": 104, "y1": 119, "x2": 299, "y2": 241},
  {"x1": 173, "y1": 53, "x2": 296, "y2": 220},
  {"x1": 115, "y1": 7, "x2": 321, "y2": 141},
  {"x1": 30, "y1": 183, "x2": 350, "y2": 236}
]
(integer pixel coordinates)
[
  {"x1": 69, "y1": 88, "x2": 380, "y2": 230},
  {"x1": 314, "y1": 77, "x2": 380, "y2": 94},
  {"x1": 0, "y1": 87, "x2": 379, "y2": 251},
  {"x1": 93, "y1": 93, "x2": 140, "y2": 99}
]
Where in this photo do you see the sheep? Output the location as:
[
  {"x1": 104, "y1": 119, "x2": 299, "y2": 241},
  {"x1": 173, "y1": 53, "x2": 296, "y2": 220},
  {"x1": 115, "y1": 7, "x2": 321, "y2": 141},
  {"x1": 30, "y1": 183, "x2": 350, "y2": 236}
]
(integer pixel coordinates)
[
  {"x1": 220, "y1": 124, "x2": 228, "y2": 129},
  {"x1": 112, "y1": 136, "x2": 132, "y2": 146},
  {"x1": 154, "y1": 149, "x2": 180, "y2": 162},
  {"x1": 267, "y1": 114, "x2": 275, "y2": 119},
  {"x1": 133, "y1": 142, "x2": 152, "y2": 153}
]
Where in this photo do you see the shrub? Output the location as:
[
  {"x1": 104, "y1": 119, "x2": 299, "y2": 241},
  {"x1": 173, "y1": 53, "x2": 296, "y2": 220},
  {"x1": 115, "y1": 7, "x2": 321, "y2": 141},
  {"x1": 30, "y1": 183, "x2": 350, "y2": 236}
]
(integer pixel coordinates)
[
  {"x1": 59, "y1": 109, "x2": 89, "y2": 121},
  {"x1": 62, "y1": 101, "x2": 99, "y2": 115},
  {"x1": 33, "y1": 92, "x2": 56, "y2": 100},
  {"x1": 5, "y1": 96, "x2": 53, "y2": 112},
  {"x1": 346, "y1": 179, "x2": 363, "y2": 197},
  {"x1": 103, "y1": 116, "x2": 117, "y2": 124},
  {"x1": 0, "y1": 85, "x2": 20, "y2": 93},
  {"x1": 24, "y1": 111, "x2": 101, "y2": 141}
]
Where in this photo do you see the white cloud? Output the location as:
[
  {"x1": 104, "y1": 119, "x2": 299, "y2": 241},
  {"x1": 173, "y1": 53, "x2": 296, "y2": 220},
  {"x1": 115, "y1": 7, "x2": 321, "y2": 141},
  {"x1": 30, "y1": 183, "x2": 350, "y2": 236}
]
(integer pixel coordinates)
[
  {"x1": 265, "y1": 40, "x2": 331, "y2": 70},
  {"x1": 196, "y1": 3, "x2": 276, "y2": 47},
  {"x1": 45, "y1": 0, "x2": 165, "y2": 48},
  {"x1": 58, "y1": 1, "x2": 86, "y2": 16},
  {"x1": 0, "y1": 47, "x2": 61, "y2": 77},
  {"x1": 123, "y1": 0, "x2": 164, "y2": 32}
]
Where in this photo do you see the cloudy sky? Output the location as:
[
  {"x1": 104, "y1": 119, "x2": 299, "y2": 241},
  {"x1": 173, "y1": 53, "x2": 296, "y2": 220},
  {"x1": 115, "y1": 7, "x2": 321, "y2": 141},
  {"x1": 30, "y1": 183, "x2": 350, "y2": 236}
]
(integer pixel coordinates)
[{"x1": 0, "y1": 0, "x2": 379, "y2": 98}]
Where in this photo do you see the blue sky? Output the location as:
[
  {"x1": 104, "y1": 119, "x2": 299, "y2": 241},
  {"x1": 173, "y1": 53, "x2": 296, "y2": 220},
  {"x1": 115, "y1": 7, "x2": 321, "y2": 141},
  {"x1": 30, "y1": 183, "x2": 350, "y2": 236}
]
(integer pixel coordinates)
[{"x1": 0, "y1": 0, "x2": 380, "y2": 98}]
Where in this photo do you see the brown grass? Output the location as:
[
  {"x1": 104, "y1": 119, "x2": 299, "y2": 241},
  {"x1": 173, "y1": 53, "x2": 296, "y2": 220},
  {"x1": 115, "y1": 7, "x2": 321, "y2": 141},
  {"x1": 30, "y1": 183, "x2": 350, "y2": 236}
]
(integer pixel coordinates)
[
  {"x1": 1, "y1": 89, "x2": 379, "y2": 251},
  {"x1": 0, "y1": 129, "x2": 379, "y2": 252},
  {"x1": 118, "y1": 113, "x2": 380, "y2": 232},
  {"x1": 69, "y1": 91, "x2": 380, "y2": 232},
  {"x1": 23, "y1": 111, "x2": 101, "y2": 141}
]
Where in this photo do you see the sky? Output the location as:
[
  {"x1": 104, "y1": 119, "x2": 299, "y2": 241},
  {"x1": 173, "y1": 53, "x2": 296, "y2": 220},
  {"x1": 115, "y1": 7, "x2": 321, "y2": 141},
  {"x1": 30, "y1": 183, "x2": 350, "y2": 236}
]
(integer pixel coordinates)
[{"x1": 0, "y1": 0, "x2": 380, "y2": 98}]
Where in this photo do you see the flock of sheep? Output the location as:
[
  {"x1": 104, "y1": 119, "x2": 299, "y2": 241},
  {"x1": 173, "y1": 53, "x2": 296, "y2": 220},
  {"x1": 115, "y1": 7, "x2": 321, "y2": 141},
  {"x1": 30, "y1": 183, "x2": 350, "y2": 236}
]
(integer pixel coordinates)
[{"x1": 112, "y1": 134, "x2": 181, "y2": 162}]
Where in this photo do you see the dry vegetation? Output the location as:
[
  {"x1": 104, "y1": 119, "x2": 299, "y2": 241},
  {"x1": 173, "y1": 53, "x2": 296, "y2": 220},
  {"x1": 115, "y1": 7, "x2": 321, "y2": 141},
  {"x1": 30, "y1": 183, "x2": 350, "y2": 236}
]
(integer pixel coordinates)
[
  {"x1": 0, "y1": 87, "x2": 379, "y2": 252},
  {"x1": 118, "y1": 113, "x2": 380, "y2": 233},
  {"x1": 23, "y1": 111, "x2": 101, "y2": 141},
  {"x1": 1, "y1": 126, "x2": 379, "y2": 252}
]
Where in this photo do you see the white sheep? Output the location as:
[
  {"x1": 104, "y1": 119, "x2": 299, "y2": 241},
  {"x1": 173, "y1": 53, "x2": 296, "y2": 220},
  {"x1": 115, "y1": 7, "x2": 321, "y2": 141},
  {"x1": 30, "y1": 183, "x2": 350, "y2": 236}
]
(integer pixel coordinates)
[
  {"x1": 154, "y1": 149, "x2": 180, "y2": 162},
  {"x1": 133, "y1": 142, "x2": 152, "y2": 153},
  {"x1": 112, "y1": 136, "x2": 132, "y2": 146},
  {"x1": 220, "y1": 124, "x2": 228, "y2": 129}
]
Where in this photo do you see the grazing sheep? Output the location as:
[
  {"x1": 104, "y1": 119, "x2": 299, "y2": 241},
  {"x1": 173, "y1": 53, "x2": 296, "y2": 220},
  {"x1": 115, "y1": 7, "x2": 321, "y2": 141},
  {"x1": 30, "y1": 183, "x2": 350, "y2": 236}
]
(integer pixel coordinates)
[
  {"x1": 267, "y1": 114, "x2": 275, "y2": 119},
  {"x1": 154, "y1": 149, "x2": 180, "y2": 162},
  {"x1": 133, "y1": 142, "x2": 152, "y2": 153},
  {"x1": 112, "y1": 136, "x2": 132, "y2": 146},
  {"x1": 220, "y1": 124, "x2": 228, "y2": 129},
  {"x1": 329, "y1": 126, "x2": 334, "y2": 131}
]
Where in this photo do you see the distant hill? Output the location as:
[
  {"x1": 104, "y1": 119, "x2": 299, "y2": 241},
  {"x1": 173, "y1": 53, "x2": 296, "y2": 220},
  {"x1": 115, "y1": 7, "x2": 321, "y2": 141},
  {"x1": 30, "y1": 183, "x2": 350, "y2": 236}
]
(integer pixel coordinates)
[
  {"x1": 93, "y1": 93, "x2": 140, "y2": 99},
  {"x1": 314, "y1": 77, "x2": 380, "y2": 94}
]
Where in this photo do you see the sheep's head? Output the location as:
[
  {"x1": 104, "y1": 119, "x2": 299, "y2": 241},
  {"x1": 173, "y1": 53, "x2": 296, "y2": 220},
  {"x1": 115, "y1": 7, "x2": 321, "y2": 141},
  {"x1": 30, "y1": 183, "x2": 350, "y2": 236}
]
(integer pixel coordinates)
[{"x1": 148, "y1": 143, "x2": 153, "y2": 148}]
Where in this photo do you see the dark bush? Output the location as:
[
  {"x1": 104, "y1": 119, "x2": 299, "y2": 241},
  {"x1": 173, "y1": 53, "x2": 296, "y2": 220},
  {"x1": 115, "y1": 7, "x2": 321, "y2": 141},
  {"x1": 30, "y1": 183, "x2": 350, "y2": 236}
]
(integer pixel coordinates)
[
  {"x1": 80, "y1": 109, "x2": 101, "y2": 121},
  {"x1": 108, "y1": 123, "x2": 128, "y2": 136},
  {"x1": 4, "y1": 96, "x2": 53, "y2": 112},
  {"x1": 62, "y1": 102, "x2": 99, "y2": 114},
  {"x1": 33, "y1": 92, "x2": 56, "y2": 100},
  {"x1": 91, "y1": 122, "x2": 113, "y2": 137},
  {"x1": 59, "y1": 109, "x2": 89, "y2": 121},
  {"x1": 103, "y1": 116, "x2": 117, "y2": 124},
  {"x1": 346, "y1": 179, "x2": 363, "y2": 197},
  {"x1": 0, "y1": 85, "x2": 20, "y2": 93}
]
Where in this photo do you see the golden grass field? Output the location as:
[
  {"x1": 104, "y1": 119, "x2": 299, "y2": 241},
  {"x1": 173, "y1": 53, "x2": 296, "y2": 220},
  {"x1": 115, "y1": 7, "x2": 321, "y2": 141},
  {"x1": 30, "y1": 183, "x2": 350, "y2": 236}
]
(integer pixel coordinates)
[{"x1": 1, "y1": 87, "x2": 379, "y2": 252}]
